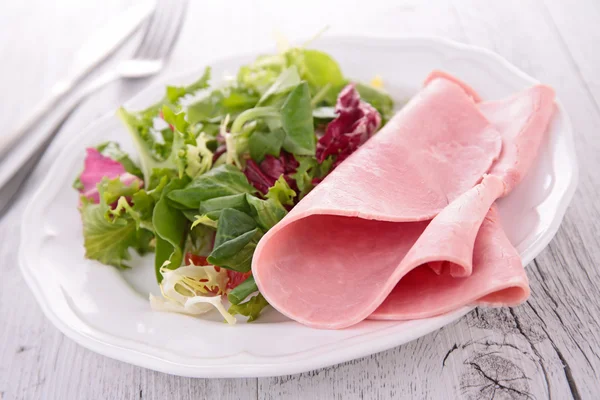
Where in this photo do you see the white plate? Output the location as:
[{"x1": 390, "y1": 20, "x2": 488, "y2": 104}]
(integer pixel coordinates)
[{"x1": 19, "y1": 36, "x2": 578, "y2": 378}]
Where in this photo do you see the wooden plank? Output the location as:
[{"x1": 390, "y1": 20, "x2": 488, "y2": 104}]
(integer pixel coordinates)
[
  {"x1": 542, "y1": 0, "x2": 600, "y2": 106},
  {"x1": 446, "y1": 0, "x2": 600, "y2": 397}
]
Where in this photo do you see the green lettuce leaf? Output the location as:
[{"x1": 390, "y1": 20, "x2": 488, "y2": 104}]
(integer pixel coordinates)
[
  {"x1": 354, "y1": 82, "x2": 395, "y2": 123},
  {"x1": 167, "y1": 164, "x2": 256, "y2": 209},
  {"x1": 228, "y1": 293, "x2": 269, "y2": 322},
  {"x1": 248, "y1": 128, "x2": 285, "y2": 162},
  {"x1": 246, "y1": 177, "x2": 295, "y2": 230},
  {"x1": 187, "y1": 87, "x2": 259, "y2": 125},
  {"x1": 231, "y1": 81, "x2": 315, "y2": 157},
  {"x1": 257, "y1": 66, "x2": 302, "y2": 106},
  {"x1": 237, "y1": 54, "x2": 286, "y2": 95},
  {"x1": 80, "y1": 180, "x2": 152, "y2": 268},
  {"x1": 285, "y1": 48, "x2": 345, "y2": 105},
  {"x1": 117, "y1": 106, "x2": 186, "y2": 183},
  {"x1": 280, "y1": 82, "x2": 316, "y2": 155},
  {"x1": 266, "y1": 176, "x2": 296, "y2": 206},
  {"x1": 291, "y1": 156, "x2": 333, "y2": 199},
  {"x1": 165, "y1": 67, "x2": 211, "y2": 103}
]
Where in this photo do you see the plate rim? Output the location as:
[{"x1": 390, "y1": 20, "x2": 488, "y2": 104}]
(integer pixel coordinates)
[{"x1": 18, "y1": 34, "x2": 578, "y2": 378}]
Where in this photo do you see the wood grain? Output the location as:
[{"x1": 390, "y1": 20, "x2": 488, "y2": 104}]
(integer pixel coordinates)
[{"x1": 1, "y1": 0, "x2": 599, "y2": 399}]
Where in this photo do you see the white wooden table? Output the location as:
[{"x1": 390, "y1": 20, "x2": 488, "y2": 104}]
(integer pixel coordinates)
[{"x1": 1, "y1": 1, "x2": 599, "y2": 399}]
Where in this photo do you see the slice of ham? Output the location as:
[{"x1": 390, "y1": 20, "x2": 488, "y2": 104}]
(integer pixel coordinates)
[{"x1": 252, "y1": 72, "x2": 555, "y2": 329}]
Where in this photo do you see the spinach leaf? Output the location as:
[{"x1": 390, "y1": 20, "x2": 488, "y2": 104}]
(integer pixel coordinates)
[
  {"x1": 248, "y1": 128, "x2": 285, "y2": 162},
  {"x1": 246, "y1": 176, "x2": 295, "y2": 230},
  {"x1": 152, "y1": 177, "x2": 190, "y2": 282},
  {"x1": 213, "y1": 208, "x2": 257, "y2": 248},
  {"x1": 198, "y1": 193, "x2": 251, "y2": 218},
  {"x1": 207, "y1": 208, "x2": 262, "y2": 272},
  {"x1": 227, "y1": 275, "x2": 258, "y2": 305},
  {"x1": 246, "y1": 195, "x2": 286, "y2": 231},
  {"x1": 280, "y1": 82, "x2": 316, "y2": 156},
  {"x1": 167, "y1": 165, "x2": 256, "y2": 209}
]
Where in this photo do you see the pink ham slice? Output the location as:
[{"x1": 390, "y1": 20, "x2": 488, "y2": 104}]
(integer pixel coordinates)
[
  {"x1": 370, "y1": 82, "x2": 555, "y2": 320},
  {"x1": 252, "y1": 72, "x2": 555, "y2": 329}
]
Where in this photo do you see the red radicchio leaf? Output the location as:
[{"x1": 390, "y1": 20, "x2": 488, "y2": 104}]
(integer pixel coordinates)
[
  {"x1": 244, "y1": 152, "x2": 299, "y2": 195},
  {"x1": 316, "y1": 83, "x2": 382, "y2": 168},
  {"x1": 244, "y1": 159, "x2": 275, "y2": 194},
  {"x1": 226, "y1": 270, "x2": 253, "y2": 290},
  {"x1": 79, "y1": 148, "x2": 143, "y2": 204}
]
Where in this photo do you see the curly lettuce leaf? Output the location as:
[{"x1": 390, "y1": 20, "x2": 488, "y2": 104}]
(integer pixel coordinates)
[
  {"x1": 165, "y1": 66, "x2": 211, "y2": 103},
  {"x1": 266, "y1": 175, "x2": 296, "y2": 206},
  {"x1": 80, "y1": 179, "x2": 152, "y2": 268},
  {"x1": 184, "y1": 133, "x2": 213, "y2": 179}
]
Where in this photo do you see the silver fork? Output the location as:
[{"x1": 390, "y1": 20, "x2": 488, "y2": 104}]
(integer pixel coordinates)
[{"x1": 0, "y1": 0, "x2": 188, "y2": 216}]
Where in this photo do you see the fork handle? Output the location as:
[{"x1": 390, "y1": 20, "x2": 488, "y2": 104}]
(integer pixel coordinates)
[
  {"x1": 0, "y1": 79, "x2": 74, "y2": 160},
  {"x1": 0, "y1": 70, "x2": 119, "y2": 190}
]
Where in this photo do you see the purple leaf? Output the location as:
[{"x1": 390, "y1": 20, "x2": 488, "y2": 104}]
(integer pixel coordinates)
[{"x1": 316, "y1": 84, "x2": 382, "y2": 167}]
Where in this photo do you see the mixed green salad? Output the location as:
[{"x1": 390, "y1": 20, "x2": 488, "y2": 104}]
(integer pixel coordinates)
[{"x1": 74, "y1": 42, "x2": 394, "y2": 323}]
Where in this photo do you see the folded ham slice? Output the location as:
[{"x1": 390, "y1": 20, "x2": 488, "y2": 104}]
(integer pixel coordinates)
[{"x1": 252, "y1": 71, "x2": 555, "y2": 329}]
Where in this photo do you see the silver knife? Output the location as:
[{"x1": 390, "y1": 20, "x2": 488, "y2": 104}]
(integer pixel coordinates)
[{"x1": 0, "y1": 1, "x2": 154, "y2": 160}]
